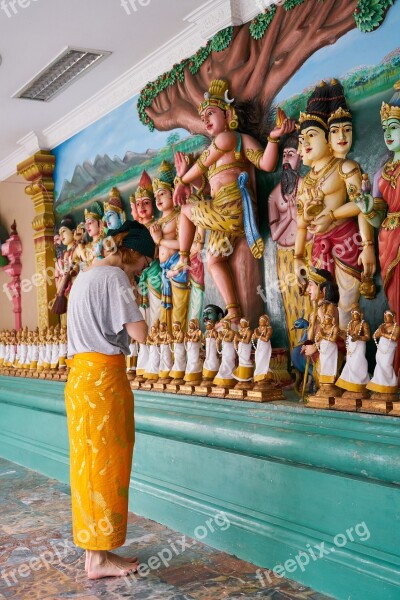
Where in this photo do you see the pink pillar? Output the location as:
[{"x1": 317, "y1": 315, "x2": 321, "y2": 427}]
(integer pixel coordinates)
[{"x1": 1, "y1": 221, "x2": 22, "y2": 330}]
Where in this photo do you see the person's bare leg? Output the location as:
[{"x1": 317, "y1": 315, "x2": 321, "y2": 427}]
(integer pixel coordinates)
[
  {"x1": 207, "y1": 254, "x2": 240, "y2": 321},
  {"x1": 86, "y1": 550, "x2": 138, "y2": 579}
]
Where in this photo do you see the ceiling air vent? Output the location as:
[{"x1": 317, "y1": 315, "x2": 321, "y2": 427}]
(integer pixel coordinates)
[{"x1": 14, "y1": 47, "x2": 111, "y2": 102}]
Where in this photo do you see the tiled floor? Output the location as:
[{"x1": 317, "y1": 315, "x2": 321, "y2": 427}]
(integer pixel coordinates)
[{"x1": 0, "y1": 458, "x2": 332, "y2": 599}]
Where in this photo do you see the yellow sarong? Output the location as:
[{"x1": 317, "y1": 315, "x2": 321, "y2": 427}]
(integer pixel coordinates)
[{"x1": 65, "y1": 352, "x2": 134, "y2": 550}]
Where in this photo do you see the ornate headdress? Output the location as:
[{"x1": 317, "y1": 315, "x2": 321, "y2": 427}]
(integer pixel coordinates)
[
  {"x1": 104, "y1": 187, "x2": 124, "y2": 215},
  {"x1": 152, "y1": 161, "x2": 175, "y2": 194},
  {"x1": 133, "y1": 170, "x2": 154, "y2": 202},
  {"x1": 308, "y1": 266, "x2": 328, "y2": 286},
  {"x1": 380, "y1": 81, "x2": 400, "y2": 122},
  {"x1": 84, "y1": 201, "x2": 104, "y2": 222},
  {"x1": 198, "y1": 79, "x2": 234, "y2": 114},
  {"x1": 327, "y1": 79, "x2": 352, "y2": 126},
  {"x1": 59, "y1": 214, "x2": 76, "y2": 232},
  {"x1": 298, "y1": 81, "x2": 331, "y2": 132}
]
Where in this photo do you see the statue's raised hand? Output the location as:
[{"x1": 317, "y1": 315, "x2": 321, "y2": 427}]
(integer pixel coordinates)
[
  {"x1": 269, "y1": 118, "x2": 296, "y2": 140},
  {"x1": 174, "y1": 151, "x2": 189, "y2": 176},
  {"x1": 173, "y1": 183, "x2": 189, "y2": 206}
]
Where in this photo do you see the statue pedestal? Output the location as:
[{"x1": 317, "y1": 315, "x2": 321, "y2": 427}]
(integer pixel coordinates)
[
  {"x1": 360, "y1": 393, "x2": 398, "y2": 415},
  {"x1": 307, "y1": 384, "x2": 342, "y2": 410},
  {"x1": 247, "y1": 385, "x2": 284, "y2": 403},
  {"x1": 153, "y1": 381, "x2": 171, "y2": 392},
  {"x1": 208, "y1": 385, "x2": 234, "y2": 398},
  {"x1": 179, "y1": 383, "x2": 201, "y2": 395},
  {"x1": 334, "y1": 390, "x2": 368, "y2": 412},
  {"x1": 228, "y1": 388, "x2": 248, "y2": 400},
  {"x1": 127, "y1": 371, "x2": 136, "y2": 381},
  {"x1": 140, "y1": 381, "x2": 155, "y2": 391},
  {"x1": 194, "y1": 380, "x2": 214, "y2": 396}
]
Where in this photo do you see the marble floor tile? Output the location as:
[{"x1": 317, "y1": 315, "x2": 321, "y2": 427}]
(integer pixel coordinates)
[{"x1": 0, "y1": 459, "x2": 333, "y2": 600}]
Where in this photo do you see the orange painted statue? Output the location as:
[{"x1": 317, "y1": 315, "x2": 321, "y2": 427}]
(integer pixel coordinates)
[{"x1": 171, "y1": 79, "x2": 295, "y2": 324}]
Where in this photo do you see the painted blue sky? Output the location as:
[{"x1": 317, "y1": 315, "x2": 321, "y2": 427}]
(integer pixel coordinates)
[
  {"x1": 53, "y1": 98, "x2": 187, "y2": 193},
  {"x1": 276, "y1": 1, "x2": 400, "y2": 102},
  {"x1": 54, "y1": 1, "x2": 400, "y2": 192}
]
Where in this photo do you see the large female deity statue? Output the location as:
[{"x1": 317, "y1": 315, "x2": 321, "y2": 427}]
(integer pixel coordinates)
[
  {"x1": 294, "y1": 80, "x2": 376, "y2": 329},
  {"x1": 372, "y1": 82, "x2": 400, "y2": 380},
  {"x1": 171, "y1": 79, "x2": 294, "y2": 323},
  {"x1": 51, "y1": 215, "x2": 80, "y2": 315}
]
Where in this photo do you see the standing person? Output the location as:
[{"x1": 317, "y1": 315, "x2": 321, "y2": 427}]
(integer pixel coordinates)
[{"x1": 65, "y1": 221, "x2": 154, "y2": 579}]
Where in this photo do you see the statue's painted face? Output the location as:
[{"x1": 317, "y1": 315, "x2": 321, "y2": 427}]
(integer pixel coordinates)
[
  {"x1": 85, "y1": 218, "x2": 100, "y2": 238},
  {"x1": 159, "y1": 322, "x2": 167, "y2": 332},
  {"x1": 384, "y1": 311, "x2": 394, "y2": 323},
  {"x1": 329, "y1": 121, "x2": 353, "y2": 159},
  {"x1": 299, "y1": 126, "x2": 329, "y2": 164},
  {"x1": 382, "y1": 118, "x2": 400, "y2": 153},
  {"x1": 282, "y1": 147, "x2": 301, "y2": 170},
  {"x1": 155, "y1": 188, "x2": 173, "y2": 212},
  {"x1": 351, "y1": 309, "x2": 361, "y2": 322},
  {"x1": 203, "y1": 306, "x2": 219, "y2": 324},
  {"x1": 58, "y1": 226, "x2": 74, "y2": 246},
  {"x1": 134, "y1": 197, "x2": 154, "y2": 222},
  {"x1": 105, "y1": 210, "x2": 122, "y2": 230},
  {"x1": 200, "y1": 106, "x2": 226, "y2": 137},
  {"x1": 307, "y1": 280, "x2": 320, "y2": 302},
  {"x1": 206, "y1": 320, "x2": 215, "y2": 330}
]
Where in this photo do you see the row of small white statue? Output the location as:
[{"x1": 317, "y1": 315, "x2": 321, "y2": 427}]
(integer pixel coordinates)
[
  {"x1": 127, "y1": 321, "x2": 272, "y2": 386},
  {"x1": 0, "y1": 339, "x2": 68, "y2": 372}
]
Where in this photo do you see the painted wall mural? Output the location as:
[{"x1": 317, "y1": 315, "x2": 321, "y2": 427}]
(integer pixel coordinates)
[{"x1": 51, "y1": 0, "x2": 399, "y2": 392}]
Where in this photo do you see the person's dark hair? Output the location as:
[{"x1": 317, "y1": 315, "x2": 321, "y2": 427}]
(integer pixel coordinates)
[
  {"x1": 300, "y1": 81, "x2": 331, "y2": 140},
  {"x1": 328, "y1": 79, "x2": 352, "y2": 127}
]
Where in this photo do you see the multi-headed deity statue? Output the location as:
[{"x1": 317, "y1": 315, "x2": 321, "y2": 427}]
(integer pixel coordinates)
[{"x1": 294, "y1": 80, "x2": 376, "y2": 329}]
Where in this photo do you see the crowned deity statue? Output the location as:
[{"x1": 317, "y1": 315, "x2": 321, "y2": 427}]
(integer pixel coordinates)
[
  {"x1": 367, "y1": 311, "x2": 400, "y2": 400},
  {"x1": 168, "y1": 321, "x2": 186, "y2": 386},
  {"x1": 336, "y1": 303, "x2": 370, "y2": 396},
  {"x1": 369, "y1": 82, "x2": 400, "y2": 382},
  {"x1": 76, "y1": 202, "x2": 105, "y2": 267},
  {"x1": 150, "y1": 161, "x2": 190, "y2": 333},
  {"x1": 103, "y1": 187, "x2": 126, "y2": 232},
  {"x1": 157, "y1": 321, "x2": 174, "y2": 384},
  {"x1": 294, "y1": 80, "x2": 376, "y2": 329},
  {"x1": 133, "y1": 170, "x2": 162, "y2": 328},
  {"x1": 232, "y1": 318, "x2": 254, "y2": 388},
  {"x1": 169, "y1": 79, "x2": 294, "y2": 325},
  {"x1": 268, "y1": 131, "x2": 312, "y2": 350},
  {"x1": 212, "y1": 319, "x2": 237, "y2": 390},
  {"x1": 183, "y1": 318, "x2": 203, "y2": 386},
  {"x1": 51, "y1": 215, "x2": 81, "y2": 316}
]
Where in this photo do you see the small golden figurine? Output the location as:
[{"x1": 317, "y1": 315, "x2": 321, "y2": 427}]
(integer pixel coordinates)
[
  {"x1": 180, "y1": 318, "x2": 203, "y2": 394},
  {"x1": 229, "y1": 319, "x2": 254, "y2": 399},
  {"x1": 142, "y1": 322, "x2": 160, "y2": 389},
  {"x1": 153, "y1": 322, "x2": 174, "y2": 390},
  {"x1": 194, "y1": 319, "x2": 220, "y2": 396},
  {"x1": 166, "y1": 321, "x2": 187, "y2": 393},
  {"x1": 209, "y1": 319, "x2": 237, "y2": 398}
]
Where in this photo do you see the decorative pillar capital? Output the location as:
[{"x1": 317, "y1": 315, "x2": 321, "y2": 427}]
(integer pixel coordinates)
[{"x1": 17, "y1": 150, "x2": 58, "y2": 329}]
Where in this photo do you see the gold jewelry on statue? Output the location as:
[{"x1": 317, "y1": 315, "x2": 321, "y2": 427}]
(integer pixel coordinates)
[
  {"x1": 196, "y1": 157, "x2": 208, "y2": 173},
  {"x1": 228, "y1": 108, "x2": 239, "y2": 131},
  {"x1": 338, "y1": 162, "x2": 361, "y2": 179},
  {"x1": 294, "y1": 254, "x2": 305, "y2": 259},
  {"x1": 381, "y1": 160, "x2": 400, "y2": 189},
  {"x1": 327, "y1": 106, "x2": 352, "y2": 126},
  {"x1": 211, "y1": 139, "x2": 229, "y2": 154},
  {"x1": 360, "y1": 240, "x2": 374, "y2": 247},
  {"x1": 381, "y1": 211, "x2": 400, "y2": 230},
  {"x1": 267, "y1": 136, "x2": 280, "y2": 144},
  {"x1": 329, "y1": 210, "x2": 337, "y2": 223},
  {"x1": 298, "y1": 111, "x2": 328, "y2": 131},
  {"x1": 179, "y1": 250, "x2": 190, "y2": 257},
  {"x1": 245, "y1": 148, "x2": 264, "y2": 169},
  {"x1": 156, "y1": 207, "x2": 180, "y2": 229},
  {"x1": 174, "y1": 175, "x2": 187, "y2": 187},
  {"x1": 226, "y1": 303, "x2": 240, "y2": 310}
]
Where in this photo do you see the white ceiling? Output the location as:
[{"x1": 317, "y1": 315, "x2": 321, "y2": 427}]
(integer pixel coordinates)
[{"x1": 0, "y1": 0, "x2": 261, "y2": 181}]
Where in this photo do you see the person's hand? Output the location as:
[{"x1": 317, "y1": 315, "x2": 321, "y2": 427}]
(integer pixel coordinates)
[
  {"x1": 358, "y1": 245, "x2": 376, "y2": 277},
  {"x1": 309, "y1": 211, "x2": 332, "y2": 234},
  {"x1": 173, "y1": 183, "x2": 189, "y2": 206},
  {"x1": 150, "y1": 224, "x2": 162, "y2": 244},
  {"x1": 174, "y1": 152, "x2": 189, "y2": 176},
  {"x1": 269, "y1": 118, "x2": 296, "y2": 140}
]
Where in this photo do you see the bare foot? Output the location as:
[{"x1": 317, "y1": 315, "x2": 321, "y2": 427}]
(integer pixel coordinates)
[
  {"x1": 85, "y1": 552, "x2": 138, "y2": 572},
  {"x1": 87, "y1": 556, "x2": 136, "y2": 580}
]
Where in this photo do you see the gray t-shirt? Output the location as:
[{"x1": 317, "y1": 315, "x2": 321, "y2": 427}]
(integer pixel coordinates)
[{"x1": 67, "y1": 266, "x2": 143, "y2": 358}]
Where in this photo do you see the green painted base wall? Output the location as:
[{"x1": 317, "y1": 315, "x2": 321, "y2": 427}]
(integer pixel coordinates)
[{"x1": 0, "y1": 377, "x2": 399, "y2": 600}]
